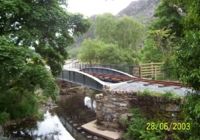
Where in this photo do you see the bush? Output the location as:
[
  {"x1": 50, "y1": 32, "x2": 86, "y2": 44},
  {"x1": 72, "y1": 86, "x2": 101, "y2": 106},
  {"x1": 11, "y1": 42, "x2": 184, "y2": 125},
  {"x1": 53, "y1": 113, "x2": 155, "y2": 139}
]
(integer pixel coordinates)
[
  {"x1": 177, "y1": 31, "x2": 200, "y2": 90},
  {"x1": 181, "y1": 92, "x2": 200, "y2": 139},
  {"x1": 162, "y1": 56, "x2": 179, "y2": 80},
  {"x1": 0, "y1": 112, "x2": 10, "y2": 125},
  {"x1": 78, "y1": 39, "x2": 139, "y2": 65},
  {"x1": 124, "y1": 108, "x2": 164, "y2": 140},
  {"x1": 0, "y1": 37, "x2": 58, "y2": 123}
]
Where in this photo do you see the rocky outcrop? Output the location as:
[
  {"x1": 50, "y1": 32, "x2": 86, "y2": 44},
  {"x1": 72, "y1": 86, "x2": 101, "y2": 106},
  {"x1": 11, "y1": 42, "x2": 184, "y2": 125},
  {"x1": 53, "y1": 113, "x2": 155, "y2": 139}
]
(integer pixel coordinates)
[{"x1": 118, "y1": 0, "x2": 160, "y2": 23}]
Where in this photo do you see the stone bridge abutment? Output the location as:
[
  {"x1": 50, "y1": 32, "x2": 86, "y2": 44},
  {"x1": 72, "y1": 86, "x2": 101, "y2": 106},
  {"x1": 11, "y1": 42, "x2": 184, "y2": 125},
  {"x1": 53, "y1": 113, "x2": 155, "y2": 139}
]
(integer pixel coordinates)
[{"x1": 95, "y1": 90, "x2": 183, "y2": 130}]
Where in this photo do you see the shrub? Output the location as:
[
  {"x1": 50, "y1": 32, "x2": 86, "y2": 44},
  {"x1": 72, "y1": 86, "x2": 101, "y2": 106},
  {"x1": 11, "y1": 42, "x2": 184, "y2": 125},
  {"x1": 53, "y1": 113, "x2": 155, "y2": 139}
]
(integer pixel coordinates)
[
  {"x1": 181, "y1": 92, "x2": 200, "y2": 139},
  {"x1": 0, "y1": 112, "x2": 10, "y2": 125},
  {"x1": 0, "y1": 37, "x2": 58, "y2": 123},
  {"x1": 124, "y1": 108, "x2": 164, "y2": 140}
]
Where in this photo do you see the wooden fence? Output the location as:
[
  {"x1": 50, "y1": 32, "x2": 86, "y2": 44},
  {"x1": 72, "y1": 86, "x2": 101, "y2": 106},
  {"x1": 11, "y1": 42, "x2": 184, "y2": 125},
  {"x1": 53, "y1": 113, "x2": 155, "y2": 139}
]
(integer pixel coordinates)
[{"x1": 133, "y1": 62, "x2": 164, "y2": 80}]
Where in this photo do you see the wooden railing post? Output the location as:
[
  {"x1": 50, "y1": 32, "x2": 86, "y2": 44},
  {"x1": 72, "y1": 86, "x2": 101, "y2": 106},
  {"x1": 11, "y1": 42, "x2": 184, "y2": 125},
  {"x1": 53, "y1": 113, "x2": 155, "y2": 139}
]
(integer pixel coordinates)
[
  {"x1": 151, "y1": 62, "x2": 153, "y2": 79},
  {"x1": 154, "y1": 65, "x2": 157, "y2": 80},
  {"x1": 139, "y1": 65, "x2": 142, "y2": 78}
]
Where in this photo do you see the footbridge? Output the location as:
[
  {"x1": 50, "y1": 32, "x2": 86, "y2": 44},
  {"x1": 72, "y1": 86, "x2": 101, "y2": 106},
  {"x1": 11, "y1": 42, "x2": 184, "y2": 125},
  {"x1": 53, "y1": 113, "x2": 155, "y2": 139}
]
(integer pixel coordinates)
[
  {"x1": 58, "y1": 66, "x2": 134, "y2": 91},
  {"x1": 58, "y1": 63, "x2": 191, "y2": 96}
]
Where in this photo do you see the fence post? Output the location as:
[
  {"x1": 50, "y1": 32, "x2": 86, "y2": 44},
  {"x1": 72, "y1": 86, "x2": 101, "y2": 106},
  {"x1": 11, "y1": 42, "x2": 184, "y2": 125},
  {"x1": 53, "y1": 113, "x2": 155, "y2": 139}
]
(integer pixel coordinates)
[
  {"x1": 154, "y1": 65, "x2": 157, "y2": 80},
  {"x1": 128, "y1": 66, "x2": 132, "y2": 75},
  {"x1": 151, "y1": 62, "x2": 153, "y2": 79},
  {"x1": 139, "y1": 65, "x2": 142, "y2": 78}
]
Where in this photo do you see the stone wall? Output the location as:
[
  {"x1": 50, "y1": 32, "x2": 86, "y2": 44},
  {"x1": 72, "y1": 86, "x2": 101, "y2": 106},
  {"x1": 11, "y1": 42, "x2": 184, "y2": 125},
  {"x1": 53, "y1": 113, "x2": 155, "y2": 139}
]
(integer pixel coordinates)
[{"x1": 95, "y1": 90, "x2": 183, "y2": 130}]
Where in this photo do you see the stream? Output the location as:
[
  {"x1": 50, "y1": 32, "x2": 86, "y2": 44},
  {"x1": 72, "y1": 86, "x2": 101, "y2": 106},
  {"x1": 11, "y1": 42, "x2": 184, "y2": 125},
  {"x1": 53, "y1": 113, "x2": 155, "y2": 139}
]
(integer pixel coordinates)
[
  {"x1": 2, "y1": 96, "x2": 98, "y2": 140},
  {"x1": 29, "y1": 111, "x2": 75, "y2": 140},
  {"x1": 2, "y1": 110, "x2": 75, "y2": 140}
]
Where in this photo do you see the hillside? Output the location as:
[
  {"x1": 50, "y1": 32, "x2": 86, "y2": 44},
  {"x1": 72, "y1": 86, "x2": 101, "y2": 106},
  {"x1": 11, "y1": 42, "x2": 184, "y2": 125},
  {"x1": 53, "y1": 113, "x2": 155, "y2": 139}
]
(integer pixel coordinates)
[
  {"x1": 68, "y1": 0, "x2": 160, "y2": 58},
  {"x1": 118, "y1": 0, "x2": 160, "y2": 23}
]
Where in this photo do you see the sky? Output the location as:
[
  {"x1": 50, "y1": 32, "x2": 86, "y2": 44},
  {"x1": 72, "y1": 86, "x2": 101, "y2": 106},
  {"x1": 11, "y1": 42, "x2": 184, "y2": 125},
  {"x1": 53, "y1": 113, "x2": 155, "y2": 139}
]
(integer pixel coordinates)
[{"x1": 67, "y1": 0, "x2": 139, "y2": 17}]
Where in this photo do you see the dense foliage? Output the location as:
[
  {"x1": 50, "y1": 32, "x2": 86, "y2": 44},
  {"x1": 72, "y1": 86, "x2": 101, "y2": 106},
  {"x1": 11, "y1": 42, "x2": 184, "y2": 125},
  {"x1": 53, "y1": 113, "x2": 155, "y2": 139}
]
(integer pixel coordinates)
[
  {"x1": 176, "y1": 0, "x2": 200, "y2": 139},
  {"x1": 78, "y1": 14, "x2": 144, "y2": 65},
  {"x1": 96, "y1": 14, "x2": 145, "y2": 50},
  {"x1": 176, "y1": 0, "x2": 200, "y2": 90},
  {"x1": 0, "y1": 0, "x2": 89, "y2": 76},
  {"x1": 151, "y1": 0, "x2": 183, "y2": 37},
  {"x1": 78, "y1": 39, "x2": 121, "y2": 64},
  {"x1": 182, "y1": 93, "x2": 200, "y2": 140},
  {"x1": 125, "y1": 0, "x2": 200, "y2": 139},
  {"x1": 124, "y1": 108, "x2": 165, "y2": 140},
  {"x1": 0, "y1": 0, "x2": 89, "y2": 124},
  {"x1": 177, "y1": 31, "x2": 200, "y2": 90},
  {"x1": 78, "y1": 39, "x2": 138, "y2": 65},
  {"x1": 151, "y1": 0, "x2": 200, "y2": 88},
  {"x1": 0, "y1": 37, "x2": 58, "y2": 124},
  {"x1": 140, "y1": 29, "x2": 175, "y2": 62}
]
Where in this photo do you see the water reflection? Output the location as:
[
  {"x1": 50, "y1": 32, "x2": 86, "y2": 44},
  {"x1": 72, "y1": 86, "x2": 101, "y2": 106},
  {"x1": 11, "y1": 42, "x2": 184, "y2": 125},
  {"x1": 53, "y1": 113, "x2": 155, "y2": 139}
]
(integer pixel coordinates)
[
  {"x1": 5, "y1": 111, "x2": 75, "y2": 140},
  {"x1": 84, "y1": 96, "x2": 96, "y2": 110},
  {"x1": 31, "y1": 111, "x2": 75, "y2": 140}
]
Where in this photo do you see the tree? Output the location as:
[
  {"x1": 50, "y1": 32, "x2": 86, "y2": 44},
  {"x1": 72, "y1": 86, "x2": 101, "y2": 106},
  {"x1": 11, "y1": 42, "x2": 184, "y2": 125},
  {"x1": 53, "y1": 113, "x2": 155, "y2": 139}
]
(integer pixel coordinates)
[
  {"x1": 145, "y1": 0, "x2": 182, "y2": 80},
  {"x1": 140, "y1": 28, "x2": 176, "y2": 61},
  {"x1": 97, "y1": 43, "x2": 124, "y2": 65},
  {"x1": 114, "y1": 16, "x2": 145, "y2": 50},
  {"x1": 140, "y1": 37, "x2": 163, "y2": 62},
  {"x1": 149, "y1": 0, "x2": 184, "y2": 58},
  {"x1": 95, "y1": 14, "x2": 117, "y2": 44},
  {"x1": 148, "y1": 0, "x2": 184, "y2": 59},
  {"x1": 95, "y1": 14, "x2": 145, "y2": 50},
  {"x1": 0, "y1": 37, "x2": 58, "y2": 123},
  {"x1": 151, "y1": 0, "x2": 183, "y2": 37},
  {"x1": 78, "y1": 39, "x2": 138, "y2": 65},
  {"x1": 183, "y1": 0, "x2": 200, "y2": 31},
  {"x1": 78, "y1": 39, "x2": 102, "y2": 64},
  {"x1": 177, "y1": 31, "x2": 200, "y2": 90},
  {"x1": 175, "y1": 0, "x2": 200, "y2": 90},
  {"x1": 0, "y1": 0, "x2": 90, "y2": 76},
  {"x1": 150, "y1": 29, "x2": 175, "y2": 55},
  {"x1": 78, "y1": 14, "x2": 144, "y2": 66}
]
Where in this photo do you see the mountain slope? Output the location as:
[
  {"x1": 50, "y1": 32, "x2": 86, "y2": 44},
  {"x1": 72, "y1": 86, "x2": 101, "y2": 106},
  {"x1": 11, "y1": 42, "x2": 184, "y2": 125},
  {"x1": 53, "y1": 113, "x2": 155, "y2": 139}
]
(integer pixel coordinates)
[
  {"x1": 68, "y1": 0, "x2": 161, "y2": 58},
  {"x1": 118, "y1": 0, "x2": 160, "y2": 23}
]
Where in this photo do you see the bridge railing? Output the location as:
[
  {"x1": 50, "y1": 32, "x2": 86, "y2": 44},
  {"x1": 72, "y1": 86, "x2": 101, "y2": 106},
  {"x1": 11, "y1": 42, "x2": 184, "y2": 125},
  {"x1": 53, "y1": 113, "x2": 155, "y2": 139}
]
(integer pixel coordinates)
[
  {"x1": 65, "y1": 62, "x2": 137, "y2": 75},
  {"x1": 64, "y1": 61, "x2": 179, "y2": 81},
  {"x1": 58, "y1": 69, "x2": 104, "y2": 91}
]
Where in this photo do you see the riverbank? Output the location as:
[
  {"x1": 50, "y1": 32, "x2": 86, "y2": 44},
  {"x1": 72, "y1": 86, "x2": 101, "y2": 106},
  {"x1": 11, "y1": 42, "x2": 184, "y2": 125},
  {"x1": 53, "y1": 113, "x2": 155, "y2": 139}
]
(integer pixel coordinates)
[{"x1": 0, "y1": 80, "x2": 109, "y2": 140}]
